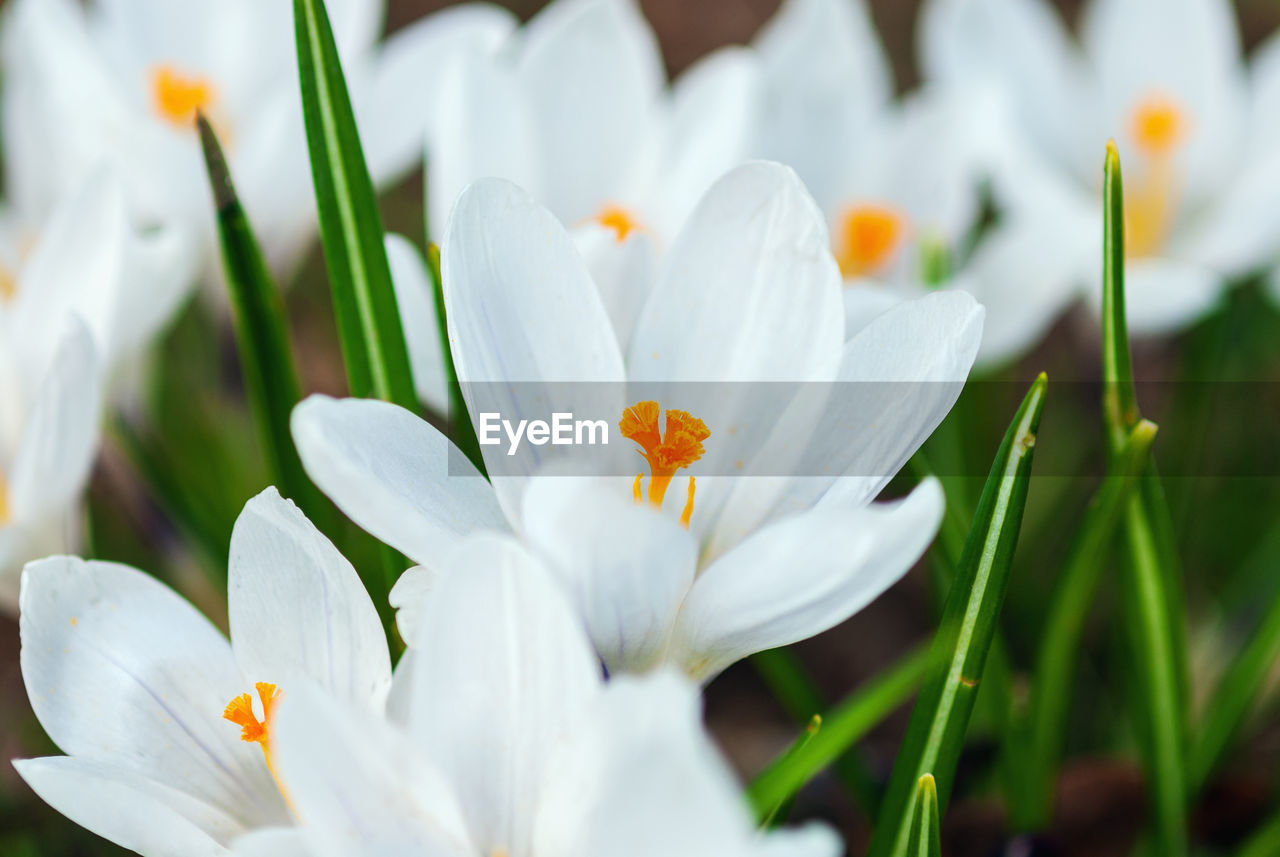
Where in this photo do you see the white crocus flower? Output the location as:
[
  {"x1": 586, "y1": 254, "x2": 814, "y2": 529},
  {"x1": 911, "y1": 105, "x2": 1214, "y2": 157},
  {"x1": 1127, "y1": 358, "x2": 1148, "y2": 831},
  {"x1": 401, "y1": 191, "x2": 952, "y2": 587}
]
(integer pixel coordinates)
[
  {"x1": 752, "y1": 0, "x2": 1010, "y2": 359},
  {"x1": 13, "y1": 488, "x2": 391, "y2": 855},
  {"x1": 1, "y1": 0, "x2": 514, "y2": 279},
  {"x1": 424, "y1": 0, "x2": 761, "y2": 351},
  {"x1": 239, "y1": 534, "x2": 840, "y2": 857},
  {"x1": 292, "y1": 162, "x2": 984, "y2": 682},
  {"x1": 920, "y1": 0, "x2": 1280, "y2": 356}
]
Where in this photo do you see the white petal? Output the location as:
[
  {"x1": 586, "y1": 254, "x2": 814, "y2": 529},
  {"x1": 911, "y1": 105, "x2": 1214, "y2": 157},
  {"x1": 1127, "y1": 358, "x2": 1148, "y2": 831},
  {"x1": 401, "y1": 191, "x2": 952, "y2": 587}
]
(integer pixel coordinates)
[
  {"x1": 425, "y1": 54, "x2": 539, "y2": 241},
  {"x1": 710, "y1": 289, "x2": 980, "y2": 550},
  {"x1": 674, "y1": 479, "x2": 944, "y2": 682},
  {"x1": 385, "y1": 234, "x2": 449, "y2": 413},
  {"x1": 629, "y1": 161, "x2": 844, "y2": 383},
  {"x1": 14, "y1": 757, "x2": 243, "y2": 856},
  {"x1": 919, "y1": 0, "x2": 1091, "y2": 176},
  {"x1": 842, "y1": 282, "x2": 913, "y2": 340},
  {"x1": 633, "y1": 46, "x2": 763, "y2": 237},
  {"x1": 442, "y1": 177, "x2": 625, "y2": 385},
  {"x1": 9, "y1": 318, "x2": 102, "y2": 524},
  {"x1": 228, "y1": 488, "x2": 390, "y2": 712},
  {"x1": 399, "y1": 533, "x2": 602, "y2": 856},
  {"x1": 10, "y1": 172, "x2": 126, "y2": 372},
  {"x1": 1087, "y1": 256, "x2": 1224, "y2": 334},
  {"x1": 18, "y1": 557, "x2": 284, "y2": 825},
  {"x1": 520, "y1": 476, "x2": 697, "y2": 673},
  {"x1": 1082, "y1": 0, "x2": 1246, "y2": 197},
  {"x1": 291, "y1": 395, "x2": 507, "y2": 567},
  {"x1": 358, "y1": 4, "x2": 517, "y2": 185},
  {"x1": 228, "y1": 828, "x2": 312, "y2": 857},
  {"x1": 571, "y1": 223, "x2": 658, "y2": 355},
  {"x1": 268, "y1": 686, "x2": 473, "y2": 857},
  {"x1": 517, "y1": 0, "x2": 664, "y2": 223},
  {"x1": 1179, "y1": 150, "x2": 1280, "y2": 278},
  {"x1": 963, "y1": 211, "x2": 1095, "y2": 368},
  {"x1": 535, "y1": 670, "x2": 823, "y2": 857},
  {"x1": 754, "y1": 0, "x2": 892, "y2": 203},
  {"x1": 110, "y1": 218, "x2": 199, "y2": 364},
  {"x1": 440, "y1": 178, "x2": 627, "y2": 507}
]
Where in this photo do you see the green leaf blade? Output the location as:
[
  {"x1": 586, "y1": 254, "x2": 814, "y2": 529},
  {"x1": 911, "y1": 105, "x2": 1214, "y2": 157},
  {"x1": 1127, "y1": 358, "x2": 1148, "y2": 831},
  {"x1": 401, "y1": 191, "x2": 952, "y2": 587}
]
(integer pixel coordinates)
[
  {"x1": 747, "y1": 645, "x2": 929, "y2": 821},
  {"x1": 868, "y1": 373, "x2": 1047, "y2": 857},
  {"x1": 1101, "y1": 140, "x2": 1189, "y2": 857},
  {"x1": 1019, "y1": 418, "x2": 1158, "y2": 828},
  {"x1": 197, "y1": 115, "x2": 324, "y2": 524},
  {"x1": 293, "y1": 0, "x2": 417, "y2": 411},
  {"x1": 907, "y1": 774, "x2": 941, "y2": 857}
]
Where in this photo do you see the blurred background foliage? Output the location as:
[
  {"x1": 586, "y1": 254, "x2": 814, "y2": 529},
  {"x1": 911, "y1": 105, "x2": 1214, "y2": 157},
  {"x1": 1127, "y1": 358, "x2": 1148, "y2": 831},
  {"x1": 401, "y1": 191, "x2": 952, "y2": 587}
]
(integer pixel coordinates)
[{"x1": 3, "y1": 0, "x2": 1280, "y2": 855}]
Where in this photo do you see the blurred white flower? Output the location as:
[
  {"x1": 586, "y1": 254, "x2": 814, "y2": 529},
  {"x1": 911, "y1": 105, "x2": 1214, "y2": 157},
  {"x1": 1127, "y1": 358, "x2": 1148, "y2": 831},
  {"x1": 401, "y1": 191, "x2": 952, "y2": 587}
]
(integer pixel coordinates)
[
  {"x1": 13, "y1": 488, "x2": 392, "y2": 855},
  {"x1": 921, "y1": 0, "x2": 1280, "y2": 359},
  {"x1": 234, "y1": 533, "x2": 840, "y2": 857},
  {"x1": 1, "y1": 0, "x2": 513, "y2": 280},
  {"x1": 424, "y1": 0, "x2": 761, "y2": 352},
  {"x1": 292, "y1": 162, "x2": 984, "y2": 681}
]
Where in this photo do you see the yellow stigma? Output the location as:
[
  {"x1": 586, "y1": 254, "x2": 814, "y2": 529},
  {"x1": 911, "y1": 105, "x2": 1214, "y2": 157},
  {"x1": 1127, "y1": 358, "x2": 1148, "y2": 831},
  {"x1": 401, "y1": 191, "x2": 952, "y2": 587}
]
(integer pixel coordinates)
[
  {"x1": 0, "y1": 265, "x2": 15, "y2": 303},
  {"x1": 223, "y1": 682, "x2": 292, "y2": 806},
  {"x1": 151, "y1": 65, "x2": 216, "y2": 128},
  {"x1": 619, "y1": 401, "x2": 709, "y2": 529},
  {"x1": 1131, "y1": 94, "x2": 1185, "y2": 157},
  {"x1": 1125, "y1": 95, "x2": 1190, "y2": 258},
  {"x1": 0, "y1": 469, "x2": 10, "y2": 526},
  {"x1": 834, "y1": 204, "x2": 905, "y2": 279},
  {"x1": 594, "y1": 205, "x2": 642, "y2": 243}
]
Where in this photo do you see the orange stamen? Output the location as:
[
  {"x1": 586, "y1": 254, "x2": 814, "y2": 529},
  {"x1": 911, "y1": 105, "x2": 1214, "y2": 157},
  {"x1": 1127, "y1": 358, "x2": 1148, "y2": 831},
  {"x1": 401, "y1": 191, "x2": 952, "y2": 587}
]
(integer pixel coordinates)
[
  {"x1": 595, "y1": 205, "x2": 643, "y2": 243},
  {"x1": 620, "y1": 401, "x2": 709, "y2": 527},
  {"x1": 1131, "y1": 95, "x2": 1185, "y2": 157},
  {"x1": 834, "y1": 205, "x2": 906, "y2": 278},
  {"x1": 223, "y1": 682, "x2": 294, "y2": 808},
  {"x1": 0, "y1": 266, "x2": 15, "y2": 302},
  {"x1": 151, "y1": 65, "x2": 216, "y2": 128},
  {"x1": 0, "y1": 469, "x2": 10, "y2": 525}
]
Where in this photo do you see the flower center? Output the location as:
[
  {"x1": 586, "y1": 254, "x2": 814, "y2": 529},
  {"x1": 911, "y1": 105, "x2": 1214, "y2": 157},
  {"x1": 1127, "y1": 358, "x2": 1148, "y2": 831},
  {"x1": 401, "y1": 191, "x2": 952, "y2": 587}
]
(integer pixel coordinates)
[
  {"x1": 619, "y1": 401, "x2": 709, "y2": 529},
  {"x1": 0, "y1": 265, "x2": 15, "y2": 303},
  {"x1": 151, "y1": 64, "x2": 216, "y2": 128},
  {"x1": 223, "y1": 682, "x2": 292, "y2": 806},
  {"x1": 1125, "y1": 94, "x2": 1189, "y2": 258},
  {"x1": 834, "y1": 204, "x2": 905, "y2": 278},
  {"x1": 0, "y1": 469, "x2": 10, "y2": 525},
  {"x1": 594, "y1": 205, "x2": 643, "y2": 243}
]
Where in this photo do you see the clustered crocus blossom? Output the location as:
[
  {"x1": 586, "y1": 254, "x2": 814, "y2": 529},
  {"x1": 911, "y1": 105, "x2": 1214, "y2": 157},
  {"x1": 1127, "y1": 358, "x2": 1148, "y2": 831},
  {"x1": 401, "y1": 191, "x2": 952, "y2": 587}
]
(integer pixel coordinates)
[
  {"x1": 18, "y1": 0, "x2": 1272, "y2": 852},
  {"x1": 292, "y1": 161, "x2": 984, "y2": 682},
  {"x1": 1, "y1": 0, "x2": 512, "y2": 280},
  {"x1": 15, "y1": 489, "x2": 392, "y2": 854},
  {"x1": 920, "y1": 0, "x2": 1280, "y2": 354}
]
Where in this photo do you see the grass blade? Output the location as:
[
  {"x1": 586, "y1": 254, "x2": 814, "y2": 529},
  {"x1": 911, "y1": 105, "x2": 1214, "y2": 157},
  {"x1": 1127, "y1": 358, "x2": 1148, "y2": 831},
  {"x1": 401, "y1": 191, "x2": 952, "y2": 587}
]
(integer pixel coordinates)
[
  {"x1": 197, "y1": 115, "x2": 325, "y2": 523},
  {"x1": 1018, "y1": 418, "x2": 1159, "y2": 828},
  {"x1": 748, "y1": 645, "x2": 929, "y2": 821},
  {"x1": 907, "y1": 774, "x2": 941, "y2": 857},
  {"x1": 750, "y1": 648, "x2": 884, "y2": 816},
  {"x1": 424, "y1": 242, "x2": 485, "y2": 474},
  {"x1": 294, "y1": 0, "x2": 417, "y2": 410},
  {"x1": 1238, "y1": 810, "x2": 1280, "y2": 857},
  {"x1": 868, "y1": 374, "x2": 1047, "y2": 857},
  {"x1": 1190, "y1": 587, "x2": 1280, "y2": 792},
  {"x1": 755, "y1": 714, "x2": 823, "y2": 828},
  {"x1": 1102, "y1": 141, "x2": 1189, "y2": 857}
]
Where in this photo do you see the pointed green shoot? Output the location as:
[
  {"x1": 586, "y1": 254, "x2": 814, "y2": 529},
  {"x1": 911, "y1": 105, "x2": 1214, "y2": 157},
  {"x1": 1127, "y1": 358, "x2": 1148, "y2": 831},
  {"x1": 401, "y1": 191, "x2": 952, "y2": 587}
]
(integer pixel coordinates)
[
  {"x1": 424, "y1": 242, "x2": 486, "y2": 475},
  {"x1": 755, "y1": 715, "x2": 823, "y2": 828},
  {"x1": 907, "y1": 775, "x2": 942, "y2": 857},
  {"x1": 868, "y1": 374, "x2": 1046, "y2": 857},
  {"x1": 748, "y1": 644, "x2": 929, "y2": 823},
  {"x1": 1019, "y1": 417, "x2": 1159, "y2": 829},
  {"x1": 1102, "y1": 141, "x2": 1189, "y2": 857},
  {"x1": 294, "y1": 0, "x2": 417, "y2": 410},
  {"x1": 197, "y1": 115, "x2": 326, "y2": 524}
]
